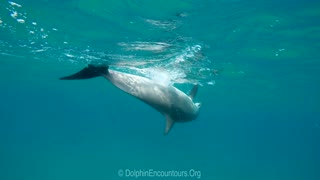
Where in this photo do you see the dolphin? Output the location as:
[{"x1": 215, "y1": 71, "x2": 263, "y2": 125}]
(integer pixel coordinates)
[{"x1": 60, "y1": 64, "x2": 201, "y2": 135}]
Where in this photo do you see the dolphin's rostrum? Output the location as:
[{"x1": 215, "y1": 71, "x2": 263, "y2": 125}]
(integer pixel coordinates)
[{"x1": 60, "y1": 64, "x2": 201, "y2": 135}]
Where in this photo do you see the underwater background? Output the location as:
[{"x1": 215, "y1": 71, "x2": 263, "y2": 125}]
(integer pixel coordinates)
[{"x1": 0, "y1": 0, "x2": 319, "y2": 179}]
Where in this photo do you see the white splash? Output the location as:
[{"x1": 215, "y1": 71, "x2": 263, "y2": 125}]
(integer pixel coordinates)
[
  {"x1": 144, "y1": 19, "x2": 178, "y2": 30},
  {"x1": 147, "y1": 68, "x2": 172, "y2": 85},
  {"x1": 118, "y1": 41, "x2": 170, "y2": 52}
]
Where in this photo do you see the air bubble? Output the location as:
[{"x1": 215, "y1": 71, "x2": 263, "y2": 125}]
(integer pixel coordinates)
[
  {"x1": 8, "y1": 1, "x2": 22, "y2": 8},
  {"x1": 10, "y1": 11, "x2": 18, "y2": 18},
  {"x1": 16, "y1": 19, "x2": 25, "y2": 23}
]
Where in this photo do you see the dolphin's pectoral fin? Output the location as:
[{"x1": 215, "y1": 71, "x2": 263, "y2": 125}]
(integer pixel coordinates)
[
  {"x1": 60, "y1": 64, "x2": 108, "y2": 80},
  {"x1": 189, "y1": 84, "x2": 199, "y2": 100},
  {"x1": 164, "y1": 114, "x2": 175, "y2": 135}
]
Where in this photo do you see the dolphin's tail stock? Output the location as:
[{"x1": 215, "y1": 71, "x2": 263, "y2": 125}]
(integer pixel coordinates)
[{"x1": 60, "y1": 64, "x2": 108, "y2": 80}]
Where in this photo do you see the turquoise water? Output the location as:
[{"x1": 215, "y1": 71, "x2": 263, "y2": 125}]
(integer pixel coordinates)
[{"x1": 1, "y1": 0, "x2": 319, "y2": 179}]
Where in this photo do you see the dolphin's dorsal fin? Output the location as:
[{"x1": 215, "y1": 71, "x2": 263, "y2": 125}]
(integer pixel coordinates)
[
  {"x1": 164, "y1": 115, "x2": 175, "y2": 135},
  {"x1": 189, "y1": 84, "x2": 199, "y2": 100}
]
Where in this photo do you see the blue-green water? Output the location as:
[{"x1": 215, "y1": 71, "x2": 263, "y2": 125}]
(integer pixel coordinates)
[{"x1": 1, "y1": 0, "x2": 319, "y2": 179}]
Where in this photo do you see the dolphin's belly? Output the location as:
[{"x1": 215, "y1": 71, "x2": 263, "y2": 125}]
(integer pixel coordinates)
[{"x1": 104, "y1": 70, "x2": 198, "y2": 121}]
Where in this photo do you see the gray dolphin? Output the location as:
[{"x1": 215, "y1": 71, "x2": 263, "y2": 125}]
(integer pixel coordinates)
[{"x1": 60, "y1": 65, "x2": 201, "y2": 135}]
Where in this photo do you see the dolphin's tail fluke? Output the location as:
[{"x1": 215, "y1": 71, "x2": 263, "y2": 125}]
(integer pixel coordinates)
[{"x1": 60, "y1": 64, "x2": 108, "y2": 80}]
